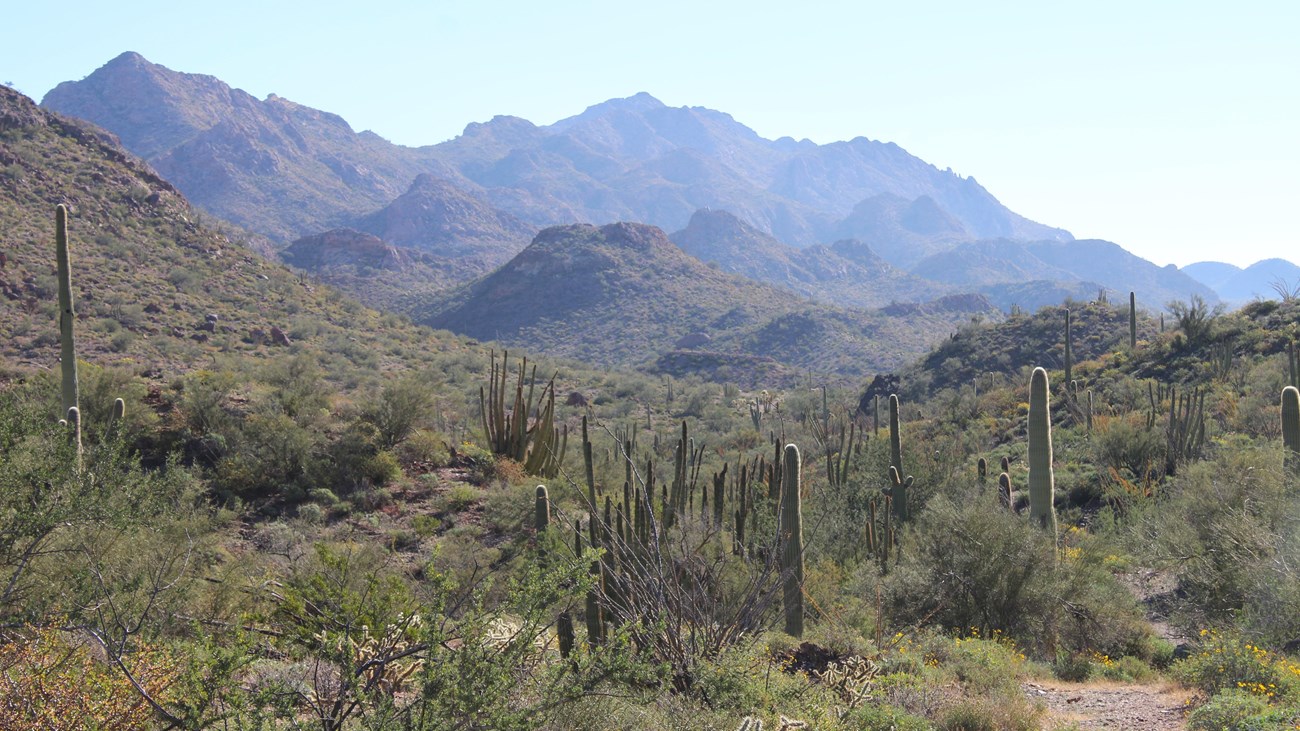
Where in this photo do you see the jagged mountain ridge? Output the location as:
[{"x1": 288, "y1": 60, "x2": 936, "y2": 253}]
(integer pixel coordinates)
[
  {"x1": 42, "y1": 53, "x2": 1069, "y2": 254},
  {"x1": 42, "y1": 52, "x2": 452, "y2": 241}
]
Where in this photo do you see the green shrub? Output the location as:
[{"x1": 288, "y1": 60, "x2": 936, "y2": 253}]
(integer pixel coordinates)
[
  {"x1": 1186, "y1": 689, "x2": 1280, "y2": 731},
  {"x1": 1173, "y1": 630, "x2": 1300, "y2": 702},
  {"x1": 881, "y1": 494, "x2": 1148, "y2": 658}
]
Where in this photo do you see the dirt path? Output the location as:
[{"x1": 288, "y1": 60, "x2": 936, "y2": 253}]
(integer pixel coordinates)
[{"x1": 1025, "y1": 680, "x2": 1189, "y2": 730}]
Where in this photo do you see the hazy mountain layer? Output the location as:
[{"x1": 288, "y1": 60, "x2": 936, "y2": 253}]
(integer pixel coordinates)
[{"x1": 43, "y1": 53, "x2": 1069, "y2": 253}]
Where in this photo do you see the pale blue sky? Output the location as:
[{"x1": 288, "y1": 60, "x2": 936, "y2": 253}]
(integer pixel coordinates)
[{"x1": 4, "y1": 1, "x2": 1297, "y2": 268}]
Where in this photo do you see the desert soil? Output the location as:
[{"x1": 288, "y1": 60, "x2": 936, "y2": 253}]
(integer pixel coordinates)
[{"x1": 1026, "y1": 679, "x2": 1189, "y2": 730}]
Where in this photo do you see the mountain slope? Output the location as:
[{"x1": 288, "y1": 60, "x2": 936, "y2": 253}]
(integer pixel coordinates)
[
  {"x1": 352, "y1": 173, "x2": 534, "y2": 267},
  {"x1": 1184, "y1": 258, "x2": 1300, "y2": 305},
  {"x1": 669, "y1": 208, "x2": 950, "y2": 308},
  {"x1": 0, "y1": 84, "x2": 466, "y2": 378},
  {"x1": 912, "y1": 238, "x2": 1216, "y2": 311}
]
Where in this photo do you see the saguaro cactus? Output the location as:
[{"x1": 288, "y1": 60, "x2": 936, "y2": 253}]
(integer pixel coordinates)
[
  {"x1": 1283, "y1": 386, "x2": 1300, "y2": 477},
  {"x1": 1063, "y1": 309, "x2": 1072, "y2": 388},
  {"x1": 888, "y1": 394, "x2": 903, "y2": 479},
  {"x1": 780, "y1": 444, "x2": 804, "y2": 638},
  {"x1": 55, "y1": 205, "x2": 79, "y2": 417},
  {"x1": 998, "y1": 472, "x2": 1012, "y2": 509},
  {"x1": 534, "y1": 485, "x2": 550, "y2": 532},
  {"x1": 1129, "y1": 292, "x2": 1138, "y2": 349},
  {"x1": 1028, "y1": 367, "x2": 1056, "y2": 534}
]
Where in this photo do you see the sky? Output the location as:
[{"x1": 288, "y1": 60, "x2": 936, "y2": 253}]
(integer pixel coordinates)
[{"x1": 3, "y1": 1, "x2": 1297, "y2": 268}]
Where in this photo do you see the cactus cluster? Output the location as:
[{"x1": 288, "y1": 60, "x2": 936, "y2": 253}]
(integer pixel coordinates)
[{"x1": 480, "y1": 351, "x2": 567, "y2": 477}]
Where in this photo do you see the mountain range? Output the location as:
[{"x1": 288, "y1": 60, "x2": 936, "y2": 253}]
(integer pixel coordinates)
[
  {"x1": 1182, "y1": 259, "x2": 1300, "y2": 305},
  {"x1": 43, "y1": 52, "x2": 1065, "y2": 254},
  {"x1": 30, "y1": 52, "x2": 1281, "y2": 378}
]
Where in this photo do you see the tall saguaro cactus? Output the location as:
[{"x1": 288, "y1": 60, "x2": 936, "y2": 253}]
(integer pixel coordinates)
[
  {"x1": 1129, "y1": 292, "x2": 1138, "y2": 349},
  {"x1": 1063, "y1": 309, "x2": 1073, "y2": 388},
  {"x1": 55, "y1": 204, "x2": 79, "y2": 417},
  {"x1": 1283, "y1": 386, "x2": 1300, "y2": 478},
  {"x1": 1028, "y1": 367, "x2": 1056, "y2": 534},
  {"x1": 888, "y1": 394, "x2": 902, "y2": 479},
  {"x1": 780, "y1": 444, "x2": 804, "y2": 638}
]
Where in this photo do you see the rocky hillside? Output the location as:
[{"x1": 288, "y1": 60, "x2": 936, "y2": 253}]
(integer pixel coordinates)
[
  {"x1": 0, "y1": 84, "x2": 465, "y2": 379},
  {"x1": 425, "y1": 222, "x2": 1001, "y2": 381}
]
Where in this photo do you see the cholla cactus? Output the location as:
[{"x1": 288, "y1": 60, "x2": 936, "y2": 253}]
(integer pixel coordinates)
[{"x1": 816, "y1": 655, "x2": 880, "y2": 708}]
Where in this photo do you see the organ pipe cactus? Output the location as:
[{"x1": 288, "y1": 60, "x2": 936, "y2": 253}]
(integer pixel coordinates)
[
  {"x1": 780, "y1": 444, "x2": 804, "y2": 638},
  {"x1": 56, "y1": 204, "x2": 79, "y2": 418},
  {"x1": 1027, "y1": 367, "x2": 1056, "y2": 534},
  {"x1": 1283, "y1": 386, "x2": 1300, "y2": 477}
]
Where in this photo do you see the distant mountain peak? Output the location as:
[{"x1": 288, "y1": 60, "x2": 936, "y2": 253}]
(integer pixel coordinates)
[{"x1": 568, "y1": 92, "x2": 667, "y2": 118}]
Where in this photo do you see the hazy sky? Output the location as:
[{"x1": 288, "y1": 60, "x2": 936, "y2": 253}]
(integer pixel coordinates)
[{"x1": 4, "y1": 1, "x2": 1297, "y2": 268}]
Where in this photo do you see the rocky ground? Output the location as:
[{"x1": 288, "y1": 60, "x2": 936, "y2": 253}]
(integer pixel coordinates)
[{"x1": 1026, "y1": 679, "x2": 1190, "y2": 730}]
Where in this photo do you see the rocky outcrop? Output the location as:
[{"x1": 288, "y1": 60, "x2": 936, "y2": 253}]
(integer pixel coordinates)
[{"x1": 281, "y1": 229, "x2": 414, "y2": 271}]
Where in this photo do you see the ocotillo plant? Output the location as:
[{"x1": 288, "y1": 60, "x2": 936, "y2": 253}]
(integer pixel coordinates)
[
  {"x1": 1027, "y1": 367, "x2": 1056, "y2": 534},
  {"x1": 1129, "y1": 291, "x2": 1138, "y2": 349},
  {"x1": 780, "y1": 444, "x2": 804, "y2": 638},
  {"x1": 1283, "y1": 386, "x2": 1300, "y2": 477}
]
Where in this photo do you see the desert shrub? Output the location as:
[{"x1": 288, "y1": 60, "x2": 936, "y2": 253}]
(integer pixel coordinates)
[
  {"x1": 881, "y1": 494, "x2": 1148, "y2": 658},
  {"x1": 399, "y1": 428, "x2": 451, "y2": 467},
  {"x1": 1173, "y1": 630, "x2": 1300, "y2": 703},
  {"x1": 362, "y1": 376, "x2": 437, "y2": 448},
  {"x1": 1094, "y1": 413, "x2": 1165, "y2": 480},
  {"x1": 0, "y1": 624, "x2": 180, "y2": 730},
  {"x1": 1128, "y1": 438, "x2": 1299, "y2": 637},
  {"x1": 1186, "y1": 688, "x2": 1290, "y2": 731}
]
